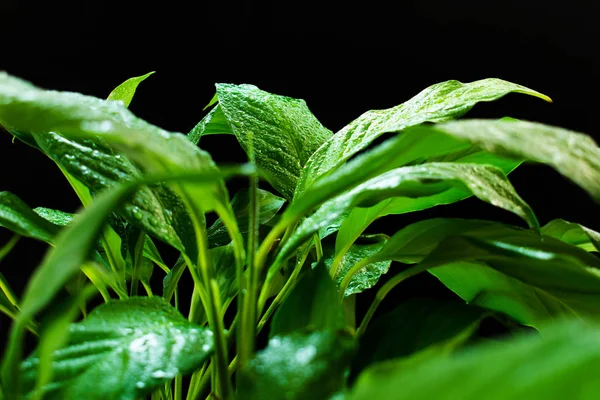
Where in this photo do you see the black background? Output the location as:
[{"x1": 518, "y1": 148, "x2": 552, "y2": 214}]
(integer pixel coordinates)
[{"x1": 2, "y1": 0, "x2": 600, "y2": 344}]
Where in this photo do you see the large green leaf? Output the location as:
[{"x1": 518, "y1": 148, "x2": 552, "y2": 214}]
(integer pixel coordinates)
[
  {"x1": 296, "y1": 78, "x2": 550, "y2": 196},
  {"x1": 541, "y1": 219, "x2": 600, "y2": 252},
  {"x1": 216, "y1": 83, "x2": 333, "y2": 199},
  {"x1": 351, "y1": 298, "x2": 490, "y2": 379},
  {"x1": 207, "y1": 188, "x2": 285, "y2": 248},
  {"x1": 333, "y1": 150, "x2": 522, "y2": 259},
  {"x1": 238, "y1": 331, "x2": 354, "y2": 400},
  {"x1": 412, "y1": 119, "x2": 600, "y2": 203},
  {"x1": 280, "y1": 163, "x2": 536, "y2": 271},
  {"x1": 21, "y1": 297, "x2": 214, "y2": 400},
  {"x1": 364, "y1": 219, "x2": 600, "y2": 328},
  {"x1": 106, "y1": 71, "x2": 154, "y2": 107},
  {"x1": 0, "y1": 192, "x2": 60, "y2": 243},
  {"x1": 349, "y1": 319, "x2": 600, "y2": 400},
  {"x1": 270, "y1": 263, "x2": 345, "y2": 337}
]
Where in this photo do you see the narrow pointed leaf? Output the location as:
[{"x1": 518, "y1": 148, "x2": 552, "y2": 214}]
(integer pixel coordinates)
[
  {"x1": 107, "y1": 71, "x2": 154, "y2": 107},
  {"x1": 416, "y1": 119, "x2": 600, "y2": 203},
  {"x1": 216, "y1": 83, "x2": 333, "y2": 199},
  {"x1": 280, "y1": 163, "x2": 536, "y2": 268},
  {"x1": 296, "y1": 78, "x2": 550, "y2": 196},
  {"x1": 349, "y1": 320, "x2": 600, "y2": 400},
  {"x1": 334, "y1": 150, "x2": 522, "y2": 256},
  {"x1": 21, "y1": 297, "x2": 214, "y2": 400}
]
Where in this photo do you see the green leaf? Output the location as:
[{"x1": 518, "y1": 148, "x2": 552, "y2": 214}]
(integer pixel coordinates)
[
  {"x1": 21, "y1": 297, "x2": 214, "y2": 400},
  {"x1": 216, "y1": 83, "x2": 333, "y2": 199},
  {"x1": 0, "y1": 191, "x2": 60, "y2": 243},
  {"x1": 325, "y1": 239, "x2": 391, "y2": 297},
  {"x1": 238, "y1": 331, "x2": 355, "y2": 400},
  {"x1": 351, "y1": 298, "x2": 490, "y2": 379},
  {"x1": 296, "y1": 78, "x2": 550, "y2": 196},
  {"x1": 281, "y1": 163, "x2": 537, "y2": 270},
  {"x1": 349, "y1": 319, "x2": 600, "y2": 400},
  {"x1": 334, "y1": 150, "x2": 522, "y2": 259},
  {"x1": 33, "y1": 207, "x2": 75, "y2": 227},
  {"x1": 187, "y1": 105, "x2": 234, "y2": 145},
  {"x1": 368, "y1": 219, "x2": 600, "y2": 328},
  {"x1": 414, "y1": 119, "x2": 600, "y2": 203},
  {"x1": 207, "y1": 188, "x2": 285, "y2": 248},
  {"x1": 107, "y1": 71, "x2": 154, "y2": 107},
  {"x1": 541, "y1": 218, "x2": 600, "y2": 252},
  {"x1": 270, "y1": 263, "x2": 345, "y2": 337}
]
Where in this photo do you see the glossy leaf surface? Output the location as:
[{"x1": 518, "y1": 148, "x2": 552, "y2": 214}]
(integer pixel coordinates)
[
  {"x1": 106, "y1": 71, "x2": 154, "y2": 107},
  {"x1": 216, "y1": 83, "x2": 332, "y2": 199},
  {"x1": 414, "y1": 119, "x2": 600, "y2": 203},
  {"x1": 21, "y1": 297, "x2": 213, "y2": 400},
  {"x1": 281, "y1": 163, "x2": 536, "y2": 268},
  {"x1": 296, "y1": 78, "x2": 550, "y2": 196}
]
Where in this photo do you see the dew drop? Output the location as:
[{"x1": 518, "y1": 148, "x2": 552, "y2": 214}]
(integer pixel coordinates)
[{"x1": 132, "y1": 207, "x2": 143, "y2": 221}]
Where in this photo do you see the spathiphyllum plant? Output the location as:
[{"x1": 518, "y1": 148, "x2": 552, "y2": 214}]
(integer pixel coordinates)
[{"x1": 2, "y1": 71, "x2": 600, "y2": 400}]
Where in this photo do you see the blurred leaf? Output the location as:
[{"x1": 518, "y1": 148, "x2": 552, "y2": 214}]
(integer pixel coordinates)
[
  {"x1": 351, "y1": 298, "x2": 490, "y2": 379},
  {"x1": 271, "y1": 263, "x2": 345, "y2": 337},
  {"x1": 349, "y1": 320, "x2": 600, "y2": 400},
  {"x1": 0, "y1": 191, "x2": 60, "y2": 243}
]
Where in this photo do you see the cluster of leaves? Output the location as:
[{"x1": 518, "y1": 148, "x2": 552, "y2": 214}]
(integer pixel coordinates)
[{"x1": 1, "y1": 71, "x2": 600, "y2": 399}]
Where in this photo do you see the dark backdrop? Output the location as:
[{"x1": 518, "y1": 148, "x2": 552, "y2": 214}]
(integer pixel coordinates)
[{"x1": 2, "y1": 0, "x2": 600, "y2": 342}]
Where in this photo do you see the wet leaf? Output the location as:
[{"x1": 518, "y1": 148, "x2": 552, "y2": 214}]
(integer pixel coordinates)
[
  {"x1": 107, "y1": 71, "x2": 154, "y2": 107},
  {"x1": 216, "y1": 83, "x2": 332, "y2": 199},
  {"x1": 21, "y1": 297, "x2": 214, "y2": 400},
  {"x1": 296, "y1": 79, "x2": 550, "y2": 196},
  {"x1": 280, "y1": 163, "x2": 536, "y2": 270},
  {"x1": 238, "y1": 331, "x2": 354, "y2": 400}
]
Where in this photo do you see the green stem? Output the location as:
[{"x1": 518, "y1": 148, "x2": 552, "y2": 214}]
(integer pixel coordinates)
[
  {"x1": 181, "y1": 196, "x2": 233, "y2": 400},
  {"x1": 257, "y1": 247, "x2": 309, "y2": 333},
  {"x1": 238, "y1": 170, "x2": 259, "y2": 374},
  {"x1": 313, "y1": 233, "x2": 323, "y2": 262},
  {"x1": 356, "y1": 264, "x2": 427, "y2": 336},
  {"x1": 129, "y1": 231, "x2": 146, "y2": 297}
]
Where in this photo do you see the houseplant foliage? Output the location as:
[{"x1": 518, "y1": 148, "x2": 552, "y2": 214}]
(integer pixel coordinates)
[{"x1": 1, "y1": 70, "x2": 600, "y2": 399}]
